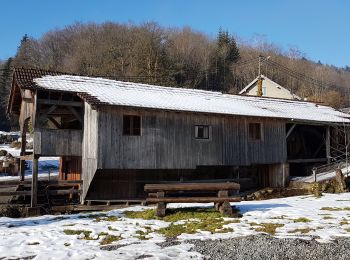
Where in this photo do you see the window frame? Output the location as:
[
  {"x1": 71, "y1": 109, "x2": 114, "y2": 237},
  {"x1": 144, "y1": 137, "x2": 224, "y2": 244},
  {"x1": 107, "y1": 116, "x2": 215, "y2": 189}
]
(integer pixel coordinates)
[
  {"x1": 248, "y1": 122, "x2": 263, "y2": 141},
  {"x1": 195, "y1": 125, "x2": 211, "y2": 140},
  {"x1": 123, "y1": 115, "x2": 142, "y2": 136}
]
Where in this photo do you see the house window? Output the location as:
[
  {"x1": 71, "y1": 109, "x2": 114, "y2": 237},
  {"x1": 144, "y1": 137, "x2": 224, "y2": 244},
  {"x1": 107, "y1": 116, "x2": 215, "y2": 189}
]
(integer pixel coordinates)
[
  {"x1": 195, "y1": 125, "x2": 210, "y2": 139},
  {"x1": 123, "y1": 115, "x2": 141, "y2": 136},
  {"x1": 262, "y1": 86, "x2": 267, "y2": 96},
  {"x1": 248, "y1": 123, "x2": 262, "y2": 141}
]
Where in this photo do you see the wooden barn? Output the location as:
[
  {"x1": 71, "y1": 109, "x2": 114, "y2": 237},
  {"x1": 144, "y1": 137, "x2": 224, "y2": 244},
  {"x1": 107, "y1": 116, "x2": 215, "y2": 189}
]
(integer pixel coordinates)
[{"x1": 7, "y1": 68, "x2": 350, "y2": 205}]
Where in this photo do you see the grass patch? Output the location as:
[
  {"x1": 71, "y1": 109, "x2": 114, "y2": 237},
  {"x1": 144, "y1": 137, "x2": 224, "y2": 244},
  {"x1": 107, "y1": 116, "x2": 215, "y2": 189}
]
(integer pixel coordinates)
[
  {"x1": 293, "y1": 217, "x2": 311, "y2": 223},
  {"x1": 323, "y1": 216, "x2": 335, "y2": 220},
  {"x1": 135, "y1": 230, "x2": 151, "y2": 240},
  {"x1": 63, "y1": 229, "x2": 98, "y2": 240},
  {"x1": 320, "y1": 207, "x2": 350, "y2": 211},
  {"x1": 345, "y1": 228, "x2": 350, "y2": 232},
  {"x1": 288, "y1": 228, "x2": 314, "y2": 234},
  {"x1": 123, "y1": 209, "x2": 156, "y2": 220},
  {"x1": 124, "y1": 207, "x2": 240, "y2": 238},
  {"x1": 100, "y1": 235, "x2": 121, "y2": 245},
  {"x1": 124, "y1": 207, "x2": 241, "y2": 222},
  {"x1": 340, "y1": 220, "x2": 349, "y2": 225},
  {"x1": 64, "y1": 242, "x2": 70, "y2": 247},
  {"x1": 157, "y1": 218, "x2": 236, "y2": 238},
  {"x1": 63, "y1": 229, "x2": 92, "y2": 237},
  {"x1": 63, "y1": 223, "x2": 76, "y2": 226},
  {"x1": 253, "y1": 223, "x2": 284, "y2": 235}
]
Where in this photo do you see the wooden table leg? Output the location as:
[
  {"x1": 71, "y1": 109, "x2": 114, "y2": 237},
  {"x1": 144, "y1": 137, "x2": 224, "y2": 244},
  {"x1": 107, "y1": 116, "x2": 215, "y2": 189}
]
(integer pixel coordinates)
[
  {"x1": 219, "y1": 201, "x2": 233, "y2": 216},
  {"x1": 156, "y1": 202, "x2": 166, "y2": 217}
]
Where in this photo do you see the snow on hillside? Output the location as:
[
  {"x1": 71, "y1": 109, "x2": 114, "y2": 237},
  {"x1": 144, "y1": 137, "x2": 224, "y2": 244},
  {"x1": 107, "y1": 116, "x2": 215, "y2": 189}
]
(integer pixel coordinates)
[{"x1": 1, "y1": 193, "x2": 350, "y2": 259}]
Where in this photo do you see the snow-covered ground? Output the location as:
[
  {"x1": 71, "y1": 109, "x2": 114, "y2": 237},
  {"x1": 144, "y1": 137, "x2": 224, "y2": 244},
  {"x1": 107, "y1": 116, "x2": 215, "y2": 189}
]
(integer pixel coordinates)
[
  {"x1": 291, "y1": 164, "x2": 350, "y2": 183},
  {"x1": 0, "y1": 142, "x2": 59, "y2": 181},
  {"x1": 1, "y1": 193, "x2": 350, "y2": 259}
]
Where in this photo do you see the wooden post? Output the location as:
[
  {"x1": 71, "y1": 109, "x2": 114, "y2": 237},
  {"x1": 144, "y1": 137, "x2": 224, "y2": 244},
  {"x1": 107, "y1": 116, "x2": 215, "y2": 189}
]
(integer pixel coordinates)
[
  {"x1": 326, "y1": 126, "x2": 331, "y2": 164},
  {"x1": 156, "y1": 191, "x2": 166, "y2": 217},
  {"x1": 313, "y1": 168, "x2": 317, "y2": 183},
  {"x1": 20, "y1": 133, "x2": 26, "y2": 181},
  {"x1": 31, "y1": 156, "x2": 39, "y2": 207}
]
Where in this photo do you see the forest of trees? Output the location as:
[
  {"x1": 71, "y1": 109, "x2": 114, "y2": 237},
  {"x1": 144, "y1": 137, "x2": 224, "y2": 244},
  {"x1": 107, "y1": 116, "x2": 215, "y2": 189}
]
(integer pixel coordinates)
[{"x1": 1, "y1": 21, "x2": 350, "y2": 130}]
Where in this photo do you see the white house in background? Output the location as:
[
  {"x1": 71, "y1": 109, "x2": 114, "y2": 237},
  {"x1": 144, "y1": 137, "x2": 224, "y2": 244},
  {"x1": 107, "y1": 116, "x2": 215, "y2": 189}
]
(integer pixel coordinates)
[{"x1": 239, "y1": 75, "x2": 301, "y2": 100}]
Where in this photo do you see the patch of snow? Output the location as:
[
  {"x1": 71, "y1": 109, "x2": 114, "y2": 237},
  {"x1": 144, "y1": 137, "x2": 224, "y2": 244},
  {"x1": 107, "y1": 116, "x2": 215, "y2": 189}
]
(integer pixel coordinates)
[
  {"x1": 0, "y1": 143, "x2": 59, "y2": 181},
  {"x1": 291, "y1": 165, "x2": 350, "y2": 183},
  {"x1": 1, "y1": 193, "x2": 350, "y2": 259}
]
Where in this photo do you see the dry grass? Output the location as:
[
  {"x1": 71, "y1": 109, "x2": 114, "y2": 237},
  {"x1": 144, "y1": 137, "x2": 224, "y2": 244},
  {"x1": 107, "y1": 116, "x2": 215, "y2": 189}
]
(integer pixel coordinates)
[
  {"x1": 253, "y1": 223, "x2": 284, "y2": 235},
  {"x1": 100, "y1": 235, "x2": 121, "y2": 245},
  {"x1": 293, "y1": 217, "x2": 311, "y2": 223},
  {"x1": 320, "y1": 207, "x2": 350, "y2": 211}
]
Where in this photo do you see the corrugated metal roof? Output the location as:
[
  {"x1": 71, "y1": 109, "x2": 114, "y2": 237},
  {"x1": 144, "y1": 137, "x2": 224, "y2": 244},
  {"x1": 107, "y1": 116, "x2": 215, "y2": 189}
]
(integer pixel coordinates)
[{"x1": 33, "y1": 74, "x2": 350, "y2": 123}]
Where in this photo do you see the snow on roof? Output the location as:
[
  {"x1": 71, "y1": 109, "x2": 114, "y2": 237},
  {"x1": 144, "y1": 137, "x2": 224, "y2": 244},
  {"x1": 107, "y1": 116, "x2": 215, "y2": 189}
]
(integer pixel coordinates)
[{"x1": 33, "y1": 75, "x2": 350, "y2": 123}]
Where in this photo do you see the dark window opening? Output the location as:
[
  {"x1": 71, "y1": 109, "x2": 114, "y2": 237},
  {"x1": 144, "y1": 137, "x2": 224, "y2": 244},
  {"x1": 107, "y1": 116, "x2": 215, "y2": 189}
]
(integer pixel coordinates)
[
  {"x1": 195, "y1": 125, "x2": 210, "y2": 139},
  {"x1": 249, "y1": 123, "x2": 262, "y2": 141},
  {"x1": 123, "y1": 115, "x2": 141, "y2": 136}
]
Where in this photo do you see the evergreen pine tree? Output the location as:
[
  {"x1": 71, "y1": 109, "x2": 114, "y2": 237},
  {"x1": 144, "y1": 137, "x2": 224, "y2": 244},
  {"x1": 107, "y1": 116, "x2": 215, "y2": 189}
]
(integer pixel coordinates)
[
  {"x1": 0, "y1": 58, "x2": 13, "y2": 130},
  {"x1": 211, "y1": 29, "x2": 240, "y2": 92}
]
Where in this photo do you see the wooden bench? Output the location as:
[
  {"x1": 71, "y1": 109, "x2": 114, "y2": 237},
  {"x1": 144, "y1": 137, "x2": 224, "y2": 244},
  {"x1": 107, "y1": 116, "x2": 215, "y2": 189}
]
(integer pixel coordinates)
[{"x1": 144, "y1": 182, "x2": 240, "y2": 217}]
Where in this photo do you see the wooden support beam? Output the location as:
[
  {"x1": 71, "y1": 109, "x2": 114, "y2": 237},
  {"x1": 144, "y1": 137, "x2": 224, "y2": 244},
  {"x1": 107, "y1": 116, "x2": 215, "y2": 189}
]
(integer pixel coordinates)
[
  {"x1": 0, "y1": 191, "x2": 32, "y2": 196},
  {"x1": 37, "y1": 99, "x2": 83, "y2": 107},
  {"x1": 147, "y1": 197, "x2": 241, "y2": 203},
  {"x1": 20, "y1": 155, "x2": 34, "y2": 160},
  {"x1": 67, "y1": 106, "x2": 82, "y2": 123},
  {"x1": 144, "y1": 182, "x2": 240, "y2": 192},
  {"x1": 31, "y1": 156, "x2": 39, "y2": 207},
  {"x1": 39, "y1": 105, "x2": 57, "y2": 121},
  {"x1": 47, "y1": 189, "x2": 82, "y2": 195},
  {"x1": 288, "y1": 158, "x2": 327, "y2": 163},
  {"x1": 326, "y1": 126, "x2": 331, "y2": 163},
  {"x1": 0, "y1": 180, "x2": 83, "y2": 186},
  {"x1": 48, "y1": 117, "x2": 61, "y2": 129},
  {"x1": 286, "y1": 124, "x2": 297, "y2": 139},
  {"x1": 20, "y1": 132, "x2": 26, "y2": 182}
]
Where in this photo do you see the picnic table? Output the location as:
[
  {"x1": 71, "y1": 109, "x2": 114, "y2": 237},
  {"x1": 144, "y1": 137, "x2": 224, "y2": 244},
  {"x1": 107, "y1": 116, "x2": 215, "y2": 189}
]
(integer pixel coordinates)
[{"x1": 144, "y1": 182, "x2": 240, "y2": 217}]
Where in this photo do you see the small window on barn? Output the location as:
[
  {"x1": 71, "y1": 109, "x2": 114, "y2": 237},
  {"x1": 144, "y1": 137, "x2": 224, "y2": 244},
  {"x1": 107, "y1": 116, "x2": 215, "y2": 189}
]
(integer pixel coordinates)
[
  {"x1": 248, "y1": 123, "x2": 262, "y2": 141},
  {"x1": 195, "y1": 125, "x2": 210, "y2": 139},
  {"x1": 123, "y1": 115, "x2": 141, "y2": 136}
]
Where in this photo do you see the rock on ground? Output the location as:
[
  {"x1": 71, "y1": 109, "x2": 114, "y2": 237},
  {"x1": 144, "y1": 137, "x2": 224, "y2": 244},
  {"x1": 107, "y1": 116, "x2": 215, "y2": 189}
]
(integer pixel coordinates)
[{"x1": 188, "y1": 235, "x2": 350, "y2": 260}]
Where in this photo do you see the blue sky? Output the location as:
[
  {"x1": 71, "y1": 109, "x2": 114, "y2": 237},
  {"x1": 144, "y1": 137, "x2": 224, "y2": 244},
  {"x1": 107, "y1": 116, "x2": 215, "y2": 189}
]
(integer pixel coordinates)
[{"x1": 0, "y1": 0, "x2": 349, "y2": 67}]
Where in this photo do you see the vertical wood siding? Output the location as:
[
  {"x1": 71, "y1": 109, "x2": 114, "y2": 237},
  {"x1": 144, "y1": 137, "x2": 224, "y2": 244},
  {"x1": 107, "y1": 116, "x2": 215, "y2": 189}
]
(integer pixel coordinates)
[
  {"x1": 96, "y1": 108, "x2": 287, "y2": 169},
  {"x1": 82, "y1": 103, "x2": 99, "y2": 199}
]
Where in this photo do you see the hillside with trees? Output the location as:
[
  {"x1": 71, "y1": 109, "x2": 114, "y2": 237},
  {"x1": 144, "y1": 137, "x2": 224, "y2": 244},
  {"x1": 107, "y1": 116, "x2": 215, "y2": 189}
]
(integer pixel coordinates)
[{"x1": 1, "y1": 22, "x2": 350, "y2": 130}]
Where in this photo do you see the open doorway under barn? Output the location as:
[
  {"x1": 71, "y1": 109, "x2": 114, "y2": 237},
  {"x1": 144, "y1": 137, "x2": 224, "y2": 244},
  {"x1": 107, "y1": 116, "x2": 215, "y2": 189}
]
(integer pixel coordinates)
[{"x1": 287, "y1": 123, "x2": 328, "y2": 176}]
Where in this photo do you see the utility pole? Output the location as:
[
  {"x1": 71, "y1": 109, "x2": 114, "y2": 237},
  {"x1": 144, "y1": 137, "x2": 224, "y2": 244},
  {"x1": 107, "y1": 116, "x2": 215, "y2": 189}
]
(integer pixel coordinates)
[
  {"x1": 258, "y1": 55, "x2": 262, "y2": 76},
  {"x1": 257, "y1": 55, "x2": 263, "y2": 96}
]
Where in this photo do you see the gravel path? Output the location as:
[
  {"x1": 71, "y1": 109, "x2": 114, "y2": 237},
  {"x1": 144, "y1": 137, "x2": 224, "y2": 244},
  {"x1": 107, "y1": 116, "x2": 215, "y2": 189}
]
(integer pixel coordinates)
[{"x1": 188, "y1": 235, "x2": 350, "y2": 260}]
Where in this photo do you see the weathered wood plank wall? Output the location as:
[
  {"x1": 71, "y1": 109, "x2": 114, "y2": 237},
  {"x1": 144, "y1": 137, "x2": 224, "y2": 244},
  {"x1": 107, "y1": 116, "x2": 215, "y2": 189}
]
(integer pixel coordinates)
[
  {"x1": 34, "y1": 129, "x2": 82, "y2": 156},
  {"x1": 96, "y1": 107, "x2": 287, "y2": 170},
  {"x1": 81, "y1": 103, "x2": 99, "y2": 199}
]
